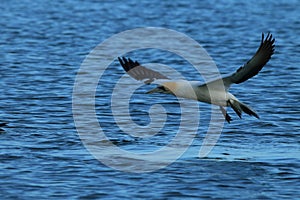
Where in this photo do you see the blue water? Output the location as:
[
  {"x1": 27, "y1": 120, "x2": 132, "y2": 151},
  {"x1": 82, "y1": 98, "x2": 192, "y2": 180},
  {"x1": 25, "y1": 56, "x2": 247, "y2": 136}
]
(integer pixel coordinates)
[{"x1": 1, "y1": 0, "x2": 300, "y2": 199}]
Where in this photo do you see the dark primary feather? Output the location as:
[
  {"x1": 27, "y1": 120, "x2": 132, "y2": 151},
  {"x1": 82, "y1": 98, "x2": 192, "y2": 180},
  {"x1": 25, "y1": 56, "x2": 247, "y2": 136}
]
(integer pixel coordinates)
[
  {"x1": 118, "y1": 57, "x2": 140, "y2": 72},
  {"x1": 118, "y1": 57, "x2": 169, "y2": 84},
  {"x1": 224, "y1": 32, "x2": 275, "y2": 85}
]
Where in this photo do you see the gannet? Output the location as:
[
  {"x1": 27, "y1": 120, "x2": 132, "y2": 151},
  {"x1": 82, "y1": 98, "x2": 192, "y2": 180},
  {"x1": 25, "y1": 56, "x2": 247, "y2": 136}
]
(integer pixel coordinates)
[{"x1": 118, "y1": 33, "x2": 275, "y2": 123}]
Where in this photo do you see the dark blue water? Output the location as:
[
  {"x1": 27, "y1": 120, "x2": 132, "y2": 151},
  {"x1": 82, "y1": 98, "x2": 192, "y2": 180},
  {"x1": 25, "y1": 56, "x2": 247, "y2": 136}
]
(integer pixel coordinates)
[{"x1": 1, "y1": 0, "x2": 300, "y2": 199}]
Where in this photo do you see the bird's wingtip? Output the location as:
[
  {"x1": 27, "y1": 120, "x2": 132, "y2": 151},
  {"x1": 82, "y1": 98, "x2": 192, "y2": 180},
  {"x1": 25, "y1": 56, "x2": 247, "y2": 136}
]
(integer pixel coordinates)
[{"x1": 118, "y1": 56, "x2": 141, "y2": 72}]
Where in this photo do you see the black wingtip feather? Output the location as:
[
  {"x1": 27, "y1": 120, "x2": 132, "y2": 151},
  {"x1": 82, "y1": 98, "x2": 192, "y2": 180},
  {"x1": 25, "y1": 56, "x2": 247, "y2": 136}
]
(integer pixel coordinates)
[
  {"x1": 261, "y1": 32, "x2": 264, "y2": 45},
  {"x1": 118, "y1": 57, "x2": 140, "y2": 72},
  {"x1": 229, "y1": 32, "x2": 275, "y2": 84}
]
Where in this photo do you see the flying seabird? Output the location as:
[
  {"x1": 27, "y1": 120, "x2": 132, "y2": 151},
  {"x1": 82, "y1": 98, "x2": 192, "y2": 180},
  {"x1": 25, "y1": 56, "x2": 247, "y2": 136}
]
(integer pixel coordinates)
[{"x1": 118, "y1": 33, "x2": 275, "y2": 123}]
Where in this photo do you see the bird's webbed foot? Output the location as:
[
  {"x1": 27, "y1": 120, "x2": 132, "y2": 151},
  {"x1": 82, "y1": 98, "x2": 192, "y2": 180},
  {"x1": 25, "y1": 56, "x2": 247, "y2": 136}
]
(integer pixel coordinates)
[{"x1": 220, "y1": 106, "x2": 232, "y2": 123}]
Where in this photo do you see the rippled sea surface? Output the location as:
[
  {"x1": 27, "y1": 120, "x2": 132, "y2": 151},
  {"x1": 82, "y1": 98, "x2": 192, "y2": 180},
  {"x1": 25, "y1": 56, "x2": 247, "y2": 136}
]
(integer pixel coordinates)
[{"x1": 1, "y1": 0, "x2": 300, "y2": 199}]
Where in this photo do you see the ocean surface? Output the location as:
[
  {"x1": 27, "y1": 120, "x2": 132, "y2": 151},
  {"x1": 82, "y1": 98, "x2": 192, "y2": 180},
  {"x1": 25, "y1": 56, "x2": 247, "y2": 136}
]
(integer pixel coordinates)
[{"x1": 1, "y1": 0, "x2": 300, "y2": 199}]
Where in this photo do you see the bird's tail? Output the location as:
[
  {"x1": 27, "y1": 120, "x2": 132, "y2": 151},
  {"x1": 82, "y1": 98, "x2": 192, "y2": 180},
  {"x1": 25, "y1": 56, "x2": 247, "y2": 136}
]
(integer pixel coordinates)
[{"x1": 228, "y1": 99, "x2": 259, "y2": 119}]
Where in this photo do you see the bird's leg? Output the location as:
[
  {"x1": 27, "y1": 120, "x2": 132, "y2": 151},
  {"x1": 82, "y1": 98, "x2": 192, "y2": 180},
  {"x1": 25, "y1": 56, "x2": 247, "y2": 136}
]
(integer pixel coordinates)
[{"x1": 219, "y1": 106, "x2": 232, "y2": 123}]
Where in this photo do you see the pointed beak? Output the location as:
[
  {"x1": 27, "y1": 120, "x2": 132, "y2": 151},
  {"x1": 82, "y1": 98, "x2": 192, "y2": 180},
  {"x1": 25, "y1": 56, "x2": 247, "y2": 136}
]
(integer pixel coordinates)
[
  {"x1": 146, "y1": 87, "x2": 162, "y2": 94},
  {"x1": 146, "y1": 86, "x2": 174, "y2": 95}
]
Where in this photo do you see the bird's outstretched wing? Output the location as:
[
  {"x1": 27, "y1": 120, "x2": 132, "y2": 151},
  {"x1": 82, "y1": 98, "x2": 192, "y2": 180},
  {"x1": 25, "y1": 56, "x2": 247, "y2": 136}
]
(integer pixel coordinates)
[
  {"x1": 118, "y1": 57, "x2": 169, "y2": 84},
  {"x1": 222, "y1": 32, "x2": 275, "y2": 86}
]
